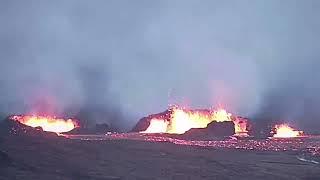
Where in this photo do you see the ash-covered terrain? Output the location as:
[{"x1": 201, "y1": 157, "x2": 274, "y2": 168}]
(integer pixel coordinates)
[
  {"x1": 1, "y1": 134, "x2": 320, "y2": 180},
  {"x1": 1, "y1": 118, "x2": 320, "y2": 180}
]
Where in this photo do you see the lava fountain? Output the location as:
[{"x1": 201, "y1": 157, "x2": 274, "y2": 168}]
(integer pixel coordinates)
[
  {"x1": 272, "y1": 124, "x2": 303, "y2": 138},
  {"x1": 141, "y1": 118, "x2": 169, "y2": 133},
  {"x1": 141, "y1": 108, "x2": 247, "y2": 135},
  {"x1": 10, "y1": 115, "x2": 79, "y2": 133}
]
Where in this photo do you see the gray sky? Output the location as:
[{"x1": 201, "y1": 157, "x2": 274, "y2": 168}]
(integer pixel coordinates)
[{"x1": 1, "y1": 1, "x2": 320, "y2": 130}]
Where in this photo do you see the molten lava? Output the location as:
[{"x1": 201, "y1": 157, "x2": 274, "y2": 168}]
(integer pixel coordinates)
[
  {"x1": 273, "y1": 124, "x2": 303, "y2": 138},
  {"x1": 141, "y1": 108, "x2": 248, "y2": 135},
  {"x1": 141, "y1": 118, "x2": 169, "y2": 133},
  {"x1": 166, "y1": 109, "x2": 213, "y2": 134},
  {"x1": 233, "y1": 117, "x2": 249, "y2": 135},
  {"x1": 10, "y1": 115, "x2": 78, "y2": 133},
  {"x1": 212, "y1": 109, "x2": 232, "y2": 122}
]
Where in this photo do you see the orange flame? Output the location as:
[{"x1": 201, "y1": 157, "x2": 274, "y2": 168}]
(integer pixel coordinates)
[
  {"x1": 212, "y1": 109, "x2": 232, "y2": 122},
  {"x1": 273, "y1": 124, "x2": 303, "y2": 138},
  {"x1": 141, "y1": 108, "x2": 247, "y2": 135},
  {"x1": 10, "y1": 115, "x2": 78, "y2": 133},
  {"x1": 166, "y1": 109, "x2": 211, "y2": 134}
]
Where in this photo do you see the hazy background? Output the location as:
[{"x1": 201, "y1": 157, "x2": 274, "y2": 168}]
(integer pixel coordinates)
[{"x1": 0, "y1": 1, "x2": 320, "y2": 132}]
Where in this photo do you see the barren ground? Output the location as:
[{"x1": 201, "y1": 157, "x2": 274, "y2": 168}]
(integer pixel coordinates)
[{"x1": 1, "y1": 135, "x2": 320, "y2": 180}]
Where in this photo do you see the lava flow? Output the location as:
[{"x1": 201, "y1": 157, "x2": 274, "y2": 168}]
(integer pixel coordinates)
[
  {"x1": 10, "y1": 115, "x2": 78, "y2": 133},
  {"x1": 141, "y1": 108, "x2": 248, "y2": 135},
  {"x1": 272, "y1": 124, "x2": 303, "y2": 138}
]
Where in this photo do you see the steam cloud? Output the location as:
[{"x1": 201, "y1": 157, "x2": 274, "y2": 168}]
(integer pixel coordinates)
[{"x1": 0, "y1": 1, "x2": 320, "y2": 132}]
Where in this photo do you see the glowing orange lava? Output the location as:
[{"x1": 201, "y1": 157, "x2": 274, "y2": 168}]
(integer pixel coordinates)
[
  {"x1": 273, "y1": 124, "x2": 303, "y2": 138},
  {"x1": 141, "y1": 118, "x2": 169, "y2": 133},
  {"x1": 10, "y1": 115, "x2": 78, "y2": 133},
  {"x1": 233, "y1": 117, "x2": 249, "y2": 136},
  {"x1": 212, "y1": 109, "x2": 232, "y2": 122},
  {"x1": 141, "y1": 108, "x2": 247, "y2": 135}
]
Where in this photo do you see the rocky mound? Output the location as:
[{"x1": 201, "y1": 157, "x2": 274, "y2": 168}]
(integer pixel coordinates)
[
  {"x1": 181, "y1": 121, "x2": 235, "y2": 139},
  {"x1": 0, "y1": 116, "x2": 57, "y2": 137},
  {"x1": 131, "y1": 109, "x2": 171, "y2": 132},
  {"x1": 132, "y1": 108, "x2": 250, "y2": 136}
]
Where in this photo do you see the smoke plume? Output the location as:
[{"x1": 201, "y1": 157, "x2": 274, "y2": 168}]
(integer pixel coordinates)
[{"x1": 0, "y1": 1, "x2": 320, "y2": 132}]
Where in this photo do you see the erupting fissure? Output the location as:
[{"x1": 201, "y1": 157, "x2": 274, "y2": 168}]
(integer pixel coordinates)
[
  {"x1": 141, "y1": 108, "x2": 248, "y2": 135},
  {"x1": 272, "y1": 124, "x2": 303, "y2": 138},
  {"x1": 10, "y1": 115, "x2": 79, "y2": 133}
]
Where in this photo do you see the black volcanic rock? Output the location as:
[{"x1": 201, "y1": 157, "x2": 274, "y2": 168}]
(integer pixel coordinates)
[
  {"x1": 64, "y1": 123, "x2": 114, "y2": 135},
  {"x1": 0, "y1": 150, "x2": 11, "y2": 167},
  {"x1": 182, "y1": 121, "x2": 235, "y2": 139},
  {"x1": 95, "y1": 123, "x2": 112, "y2": 133},
  {"x1": 131, "y1": 110, "x2": 171, "y2": 132}
]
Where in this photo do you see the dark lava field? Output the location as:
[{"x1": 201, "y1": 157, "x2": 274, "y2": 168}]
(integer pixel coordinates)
[{"x1": 1, "y1": 133, "x2": 320, "y2": 180}]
